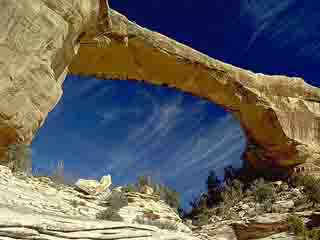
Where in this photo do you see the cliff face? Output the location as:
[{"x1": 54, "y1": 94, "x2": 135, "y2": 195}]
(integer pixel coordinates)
[{"x1": 0, "y1": 1, "x2": 320, "y2": 169}]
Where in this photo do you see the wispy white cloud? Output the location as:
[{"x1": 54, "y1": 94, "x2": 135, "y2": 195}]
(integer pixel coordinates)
[{"x1": 163, "y1": 114, "x2": 244, "y2": 179}]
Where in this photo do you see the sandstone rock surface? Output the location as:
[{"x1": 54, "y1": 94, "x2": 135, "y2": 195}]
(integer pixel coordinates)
[
  {"x1": 0, "y1": 1, "x2": 320, "y2": 169},
  {"x1": 193, "y1": 223, "x2": 238, "y2": 240},
  {"x1": 139, "y1": 185, "x2": 155, "y2": 195},
  {"x1": 189, "y1": 179, "x2": 320, "y2": 240},
  {"x1": 232, "y1": 214, "x2": 289, "y2": 240},
  {"x1": 75, "y1": 175, "x2": 112, "y2": 195},
  {"x1": 0, "y1": 166, "x2": 195, "y2": 239},
  {"x1": 0, "y1": 207, "x2": 196, "y2": 240}
]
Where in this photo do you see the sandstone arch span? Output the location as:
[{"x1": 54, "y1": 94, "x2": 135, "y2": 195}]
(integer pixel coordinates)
[{"x1": 0, "y1": 1, "x2": 319, "y2": 169}]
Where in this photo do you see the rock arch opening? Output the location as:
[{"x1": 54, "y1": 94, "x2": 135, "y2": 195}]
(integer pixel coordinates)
[{"x1": 32, "y1": 76, "x2": 245, "y2": 206}]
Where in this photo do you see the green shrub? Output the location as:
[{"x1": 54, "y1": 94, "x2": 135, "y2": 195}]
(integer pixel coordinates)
[
  {"x1": 96, "y1": 208, "x2": 124, "y2": 221},
  {"x1": 69, "y1": 199, "x2": 86, "y2": 208},
  {"x1": 134, "y1": 216, "x2": 178, "y2": 231},
  {"x1": 196, "y1": 210, "x2": 210, "y2": 226},
  {"x1": 206, "y1": 170, "x2": 223, "y2": 207},
  {"x1": 70, "y1": 199, "x2": 79, "y2": 208},
  {"x1": 253, "y1": 179, "x2": 275, "y2": 204},
  {"x1": 306, "y1": 228, "x2": 320, "y2": 240},
  {"x1": 154, "y1": 184, "x2": 181, "y2": 210},
  {"x1": 288, "y1": 215, "x2": 320, "y2": 240},
  {"x1": 263, "y1": 200, "x2": 273, "y2": 213},
  {"x1": 108, "y1": 191, "x2": 128, "y2": 209},
  {"x1": 123, "y1": 184, "x2": 136, "y2": 193},
  {"x1": 51, "y1": 160, "x2": 65, "y2": 184},
  {"x1": 137, "y1": 175, "x2": 151, "y2": 188},
  {"x1": 7, "y1": 143, "x2": 32, "y2": 175},
  {"x1": 287, "y1": 215, "x2": 305, "y2": 237},
  {"x1": 163, "y1": 187, "x2": 180, "y2": 210},
  {"x1": 296, "y1": 175, "x2": 320, "y2": 207},
  {"x1": 134, "y1": 176, "x2": 181, "y2": 210},
  {"x1": 294, "y1": 197, "x2": 311, "y2": 210},
  {"x1": 185, "y1": 195, "x2": 208, "y2": 219},
  {"x1": 222, "y1": 179, "x2": 244, "y2": 207}
]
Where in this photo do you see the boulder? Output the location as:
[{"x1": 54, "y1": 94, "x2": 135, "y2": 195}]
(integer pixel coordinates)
[
  {"x1": 232, "y1": 214, "x2": 289, "y2": 240},
  {"x1": 100, "y1": 175, "x2": 112, "y2": 189},
  {"x1": 193, "y1": 223, "x2": 237, "y2": 240},
  {"x1": 75, "y1": 175, "x2": 112, "y2": 195},
  {"x1": 273, "y1": 200, "x2": 294, "y2": 213},
  {"x1": 257, "y1": 232, "x2": 295, "y2": 240},
  {"x1": 240, "y1": 204, "x2": 250, "y2": 211},
  {"x1": 139, "y1": 185, "x2": 154, "y2": 195},
  {"x1": 75, "y1": 179, "x2": 101, "y2": 195},
  {"x1": 208, "y1": 225, "x2": 238, "y2": 240},
  {"x1": 272, "y1": 181, "x2": 283, "y2": 187}
]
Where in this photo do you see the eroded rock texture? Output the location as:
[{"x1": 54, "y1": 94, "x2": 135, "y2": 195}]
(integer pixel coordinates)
[
  {"x1": 0, "y1": 166, "x2": 194, "y2": 240},
  {"x1": 0, "y1": 1, "x2": 319, "y2": 169},
  {"x1": 0, "y1": 0, "x2": 101, "y2": 162}
]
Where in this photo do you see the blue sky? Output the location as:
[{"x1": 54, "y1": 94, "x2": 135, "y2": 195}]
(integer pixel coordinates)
[{"x1": 32, "y1": 1, "x2": 320, "y2": 207}]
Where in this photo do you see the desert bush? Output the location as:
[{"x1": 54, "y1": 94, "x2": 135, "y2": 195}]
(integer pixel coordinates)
[
  {"x1": 223, "y1": 165, "x2": 238, "y2": 184},
  {"x1": 96, "y1": 208, "x2": 124, "y2": 221},
  {"x1": 69, "y1": 199, "x2": 86, "y2": 208},
  {"x1": 177, "y1": 207, "x2": 185, "y2": 219},
  {"x1": 296, "y1": 175, "x2": 320, "y2": 207},
  {"x1": 123, "y1": 183, "x2": 136, "y2": 193},
  {"x1": 51, "y1": 160, "x2": 65, "y2": 184},
  {"x1": 262, "y1": 200, "x2": 273, "y2": 213},
  {"x1": 7, "y1": 143, "x2": 32, "y2": 175},
  {"x1": 162, "y1": 187, "x2": 180, "y2": 209},
  {"x1": 137, "y1": 175, "x2": 152, "y2": 188},
  {"x1": 134, "y1": 215, "x2": 178, "y2": 231},
  {"x1": 70, "y1": 199, "x2": 79, "y2": 208},
  {"x1": 134, "y1": 175, "x2": 181, "y2": 210},
  {"x1": 294, "y1": 197, "x2": 311, "y2": 211},
  {"x1": 153, "y1": 184, "x2": 181, "y2": 210},
  {"x1": 108, "y1": 191, "x2": 129, "y2": 209},
  {"x1": 253, "y1": 179, "x2": 275, "y2": 204},
  {"x1": 287, "y1": 215, "x2": 305, "y2": 237},
  {"x1": 288, "y1": 215, "x2": 320, "y2": 239},
  {"x1": 222, "y1": 179, "x2": 244, "y2": 207},
  {"x1": 194, "y1": 208, "x2": 210, "y2": 226},
  {"x1": 306, "y1": 229, "x2": 320, "y2": 240},
  {"x1": 206, "y1": 170, "x2": 223, "y2": 207},
  {"x1": 185, "y1": 194, "x2": 208, "y2": 219}
]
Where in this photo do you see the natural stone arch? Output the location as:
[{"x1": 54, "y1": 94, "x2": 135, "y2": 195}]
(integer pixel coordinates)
[{"x1": 0, "y1": 1, "x2": 320, "y2": 170}]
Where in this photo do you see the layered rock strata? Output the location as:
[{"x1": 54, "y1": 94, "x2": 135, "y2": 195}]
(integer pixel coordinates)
[{"x1": 0, "y1": 166, "x2": 194, "y2": 239}]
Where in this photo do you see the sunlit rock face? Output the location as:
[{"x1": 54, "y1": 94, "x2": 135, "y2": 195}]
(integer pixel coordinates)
[
  {"x1": 0, "y1": 165, "x2": 196, "y2": 240},
  {"x1": 0, "y1": 0, "x2": 100, "y2": 163},
  {"x1": 0, "y1": 1, "x2": 320, "y2": 170}
]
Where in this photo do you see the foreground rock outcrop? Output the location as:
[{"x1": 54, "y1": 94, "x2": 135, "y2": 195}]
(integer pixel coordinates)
[
  {"x1": 0, "y1": 1, "x2": 320, "y2": 169},
  {"x1": 0, "y1": 208, "x2": 195, "y2": 240},
  {"x1": 0, "y1": 166, "x2": 195, "y2": 239},
  {"x1": 190, "y1": 180, "x2": 320, "y2": 240},
  {"x1": 1, "y1": 165, "x2": 320, "y2": 239}
]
